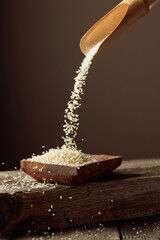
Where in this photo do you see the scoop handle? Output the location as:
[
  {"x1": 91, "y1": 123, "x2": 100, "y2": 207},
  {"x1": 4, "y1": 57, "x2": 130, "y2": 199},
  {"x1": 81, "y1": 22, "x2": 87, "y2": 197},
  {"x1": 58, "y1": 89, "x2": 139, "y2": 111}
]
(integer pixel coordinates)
[
  {"x1": 102, "y1": 0, "x2": 159, "y2": 49},
  {"x1": 147, "y1": 0, "x2": 159, "y2": 9}
]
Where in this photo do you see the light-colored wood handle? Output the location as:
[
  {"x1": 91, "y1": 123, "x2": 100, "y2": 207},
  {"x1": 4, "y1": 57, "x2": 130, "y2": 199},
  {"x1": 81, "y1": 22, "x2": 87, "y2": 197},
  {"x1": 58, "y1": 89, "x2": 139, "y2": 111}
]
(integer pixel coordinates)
[{"x1": 80, "y1": 0, "x2": 159, "y2": 55}]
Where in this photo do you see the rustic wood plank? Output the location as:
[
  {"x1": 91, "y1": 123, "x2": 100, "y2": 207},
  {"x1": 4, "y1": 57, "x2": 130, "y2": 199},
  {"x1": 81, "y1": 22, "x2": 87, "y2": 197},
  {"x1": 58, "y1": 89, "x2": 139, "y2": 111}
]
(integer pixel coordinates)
[
  {"x1": 0, "y1": 159, "x2": 160, "y2": 234},
  {"x1": 118, "y1": 215, "x2": 160, "y2": 239},
  {"x1": 0, "y1": 232, "x2": 13, "y2": 240},
  {"x1": 13, "y1": 222, "x2": 120, "y2": 240}
]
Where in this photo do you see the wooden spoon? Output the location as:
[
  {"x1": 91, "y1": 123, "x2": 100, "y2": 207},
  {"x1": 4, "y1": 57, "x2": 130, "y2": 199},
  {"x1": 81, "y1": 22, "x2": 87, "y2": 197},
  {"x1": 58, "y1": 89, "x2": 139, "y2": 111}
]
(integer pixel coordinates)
[
  {"x1": 21, "y1": 154, "x2": 122, "y2": 184},
  {"x1": 80, "y1": 0, "x2": 159, "y2": 56}
]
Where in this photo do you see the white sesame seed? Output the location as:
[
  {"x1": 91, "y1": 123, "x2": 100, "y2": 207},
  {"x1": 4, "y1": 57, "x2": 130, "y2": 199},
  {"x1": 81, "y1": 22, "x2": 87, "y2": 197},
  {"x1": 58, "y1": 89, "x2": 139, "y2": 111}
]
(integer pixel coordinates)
[
  {"x1": 25, "y1": 43, "x2": 102, "y2": 167},
  {"x1": 28, "y1": 147, "x2": 97, "y2": 167}
]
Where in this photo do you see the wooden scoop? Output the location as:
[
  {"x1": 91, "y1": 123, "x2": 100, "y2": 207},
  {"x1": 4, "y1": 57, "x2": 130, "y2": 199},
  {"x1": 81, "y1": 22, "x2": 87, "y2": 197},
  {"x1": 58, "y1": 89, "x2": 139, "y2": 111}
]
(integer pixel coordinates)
[
  {"x1": 21, "y1": 154, "x2": 122, "y2": 184},
  {"x1": 80, "y1": 0, "x2": 159, "y2": 55}
]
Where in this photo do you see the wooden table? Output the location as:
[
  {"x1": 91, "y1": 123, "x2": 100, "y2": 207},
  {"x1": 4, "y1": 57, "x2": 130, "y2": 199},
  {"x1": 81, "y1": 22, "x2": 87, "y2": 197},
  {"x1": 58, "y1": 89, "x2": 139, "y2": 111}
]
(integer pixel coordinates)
[
  {"x1": 1, "y1": 215, "x2": 160, "y2": 239},
  {"x1": 1, "y1": 158, "x2": 160, "y2": 239}
]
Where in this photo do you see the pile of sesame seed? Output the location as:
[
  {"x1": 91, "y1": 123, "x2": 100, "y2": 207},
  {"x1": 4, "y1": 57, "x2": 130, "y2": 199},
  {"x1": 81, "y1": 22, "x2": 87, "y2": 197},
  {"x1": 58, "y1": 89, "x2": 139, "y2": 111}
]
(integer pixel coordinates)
[{"x1": 28, "y1": 146, "x2": 96, "y2": 167}]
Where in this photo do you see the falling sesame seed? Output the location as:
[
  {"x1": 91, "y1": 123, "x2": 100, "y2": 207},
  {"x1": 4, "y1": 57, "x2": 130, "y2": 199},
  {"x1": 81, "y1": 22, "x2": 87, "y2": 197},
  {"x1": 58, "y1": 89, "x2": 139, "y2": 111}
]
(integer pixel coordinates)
[
  {"x1": 25, "y1": 43, "x2": 101, "y2": 167},
  {"x1": 62, "y1": 44, "x2": 100, "y2": 149}
]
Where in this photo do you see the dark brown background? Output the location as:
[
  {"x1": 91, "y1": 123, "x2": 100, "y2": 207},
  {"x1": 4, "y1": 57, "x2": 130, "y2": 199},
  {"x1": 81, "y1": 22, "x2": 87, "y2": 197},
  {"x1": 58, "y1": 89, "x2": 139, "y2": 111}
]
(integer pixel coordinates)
[{"x1": 1, "y1": 0, "x2": 160, "y2": 170}]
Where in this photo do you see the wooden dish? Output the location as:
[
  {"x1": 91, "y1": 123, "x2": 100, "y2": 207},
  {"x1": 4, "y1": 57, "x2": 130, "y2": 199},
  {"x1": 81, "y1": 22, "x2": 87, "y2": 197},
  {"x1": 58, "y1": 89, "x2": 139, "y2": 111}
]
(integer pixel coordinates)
[{"x1": 21, "y1": 154, "x2": 122, "y2": 184}]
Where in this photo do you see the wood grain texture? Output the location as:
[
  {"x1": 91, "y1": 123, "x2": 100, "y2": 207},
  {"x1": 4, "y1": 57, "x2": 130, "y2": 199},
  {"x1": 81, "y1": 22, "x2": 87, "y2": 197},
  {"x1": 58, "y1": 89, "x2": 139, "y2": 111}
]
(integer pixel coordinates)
[
  {"x1": 1, "y1": 159, "x2": 160, "y2": 234},
  {"x1": 4, "y1": 216, "x2": 160, "y2": 239},
  {"x1": 13, "y1": 222, "x2": 120, "y2": 240},
  {"x1": 20, "y1": 154, "x2": 122, "y2": 184},
  {"x1": 118, "y1": 215, "x2": 160, "y2": 240},
  {"x1": 0, "y1": 232, "x2": 13, "y2": 240}
]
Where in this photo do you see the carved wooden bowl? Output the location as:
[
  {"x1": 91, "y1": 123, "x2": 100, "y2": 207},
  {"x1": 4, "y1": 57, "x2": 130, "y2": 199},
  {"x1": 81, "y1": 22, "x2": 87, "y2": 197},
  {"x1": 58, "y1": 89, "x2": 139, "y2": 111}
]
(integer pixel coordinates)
[{"x1": 21, "y1": 154, "x2": 122, "y2": 184}]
